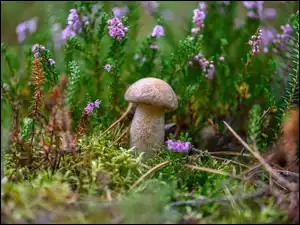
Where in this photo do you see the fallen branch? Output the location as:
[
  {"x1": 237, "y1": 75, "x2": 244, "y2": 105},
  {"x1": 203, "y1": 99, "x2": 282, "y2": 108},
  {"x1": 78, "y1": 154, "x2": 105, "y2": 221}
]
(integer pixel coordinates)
[
  {"x1": 128, "y1": 161, "x2": 169, "y2": 192},
  {"x1": 101, "y1": 103, "x2": 134, "y2": 136},
  {"x1": 184, "y1": 164, "x2": 244, "y2": 180},
  {"x1": 110, "y1": 126, "x2": 129, "y2": 147},
  {"x1": 169, "y1": 187, "x2": 267, "y2": 207},
  {"x1": 223, "y1": 121, "x2": 297, "y2": 192}
]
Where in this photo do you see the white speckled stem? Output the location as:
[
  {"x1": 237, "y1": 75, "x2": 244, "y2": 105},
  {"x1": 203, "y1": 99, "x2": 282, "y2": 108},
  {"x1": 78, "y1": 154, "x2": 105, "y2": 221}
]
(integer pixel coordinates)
[{"x1": 130, "y1": 103, "x2": 165, "y2": 155}]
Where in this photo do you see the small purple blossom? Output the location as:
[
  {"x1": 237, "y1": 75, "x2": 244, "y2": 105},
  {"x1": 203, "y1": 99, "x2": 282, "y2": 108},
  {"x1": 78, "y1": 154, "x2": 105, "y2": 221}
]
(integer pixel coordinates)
[
  {"x1": 62, "y1": 9, "x2": 87, "y2": 40},
  {"x1": 16, "y1": 17, "x2": 38, "y2": 43},
  {"x1": 141, "y1": 1, "x2": 159, "y2": 14},
  {"x1": 205, "y1": 64, "x2": 215, "y2": 80},
  {"x1": 166, "y1": 140, "x2": 192, "y2": 152},
  {"x1": 149, "y1": 43, "x2": 159, "y2": 50},
  {"x1": 94, "y1": 99, "x2": 101, "y2": 108},
  {"x1": 193, "y1": 52, "x2": 215, "y2": 80},
  {"x1": 84, "y1": 102, "x2": 94, "y2": 115},
  {"x1": 104, "y1": 64, "x2": 112, "y2": 72},
  {"x1": 272, "y1": 24, "x2": 293, "y2": 50},
  {"x1": 248, "y1": 29, "x2": 262, "y2": 55},
  {"x1": 49, "y1": 59, "x2": 55, "y2": 66},
  {"x1": 113, "y1": 6, "x2": 128, "y2": 18},
  {"x1": 219, "y1": 56, "x2": 225, "y2": 61},
  {"x1": 151, "y1": 25, "x2": 165, "y2": 38},
  {"x1": 84, "y1": 100, "x2": 101, "y2": 115},
  {"x1": 107, "y1": 17, "x2": 128, "y2": 40},
  {"x1": 32, "y1": 44, "x2": 39, "y2": 53},
  {"x1": 243, "y1": 1, "x2": 277, "y2": 21},
  {"x1": 191, "y1": 2, "x2": 207, "y2": 34},
  {"x1": 34, "y1": 52, "x2": 39, "y2": 58}
]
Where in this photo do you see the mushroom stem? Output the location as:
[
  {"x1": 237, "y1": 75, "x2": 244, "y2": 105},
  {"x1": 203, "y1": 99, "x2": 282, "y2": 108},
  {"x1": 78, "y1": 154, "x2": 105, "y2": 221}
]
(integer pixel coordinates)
[{"x1": 130, "y1": 103, "x2": 165, "y2": 155}]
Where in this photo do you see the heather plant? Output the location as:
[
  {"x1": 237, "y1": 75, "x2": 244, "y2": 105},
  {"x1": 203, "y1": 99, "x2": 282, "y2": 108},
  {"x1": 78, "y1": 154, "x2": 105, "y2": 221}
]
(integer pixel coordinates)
[{"x1": 1, "y1": 1, "x2": 299, "y2": 224}]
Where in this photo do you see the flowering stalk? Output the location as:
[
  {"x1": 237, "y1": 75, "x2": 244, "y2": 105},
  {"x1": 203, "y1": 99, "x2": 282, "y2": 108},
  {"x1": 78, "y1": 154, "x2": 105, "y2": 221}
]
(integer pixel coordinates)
[
  {"x1": 29, "y1": 57, "x2": 45, "y2": 145},
  {"x1": 244, "y1": 28, "x2": 262, "y2": 75},
  {"x1": 106, "y1": 16, "x2": 129, "y2": 114},
  {"x1": 73, "y1": 100, "x2": 101, "y2": 145}
]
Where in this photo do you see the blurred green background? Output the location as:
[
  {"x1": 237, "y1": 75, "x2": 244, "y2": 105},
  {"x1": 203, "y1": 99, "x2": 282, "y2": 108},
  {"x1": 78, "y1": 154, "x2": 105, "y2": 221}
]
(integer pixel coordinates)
[{"x1": 1, "y1": 1, "x2": 299, "y2": 47}]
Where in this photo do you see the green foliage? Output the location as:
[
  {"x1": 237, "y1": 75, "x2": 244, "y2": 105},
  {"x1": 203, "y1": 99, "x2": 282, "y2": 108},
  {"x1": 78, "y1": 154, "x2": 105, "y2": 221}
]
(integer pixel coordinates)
[
  {"x1": 1, "y1": 2, "x2": 299, "y2": 223},
  {"x1": 247, "y1": 104, "x2": 262, "y2": 148},
  {"x1": 272, "y1": 11, "x2": 299, "y2": 144},
  {"x1": 67, "y1": 61, "x2": 81, "y2": 109}
]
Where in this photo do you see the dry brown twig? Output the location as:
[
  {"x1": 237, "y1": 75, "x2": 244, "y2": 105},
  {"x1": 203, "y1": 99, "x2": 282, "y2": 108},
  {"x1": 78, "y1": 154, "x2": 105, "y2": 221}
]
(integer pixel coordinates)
[
  {"x1": 101, "y1": 103, "x2": 134, "y2": 136},
  {"x1": 110, "y1": 127, "x2": 129, "y2": 147},
  {"x1": 128, "y1": 160, "x2": 169, "y2": 192},
  {"x1": 223, "y1": 121, "x2": 297, "y2": 192}
]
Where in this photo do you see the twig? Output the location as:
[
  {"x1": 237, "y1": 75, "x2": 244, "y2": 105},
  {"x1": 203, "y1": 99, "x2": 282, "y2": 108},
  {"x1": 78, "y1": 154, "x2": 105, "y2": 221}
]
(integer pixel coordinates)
[
  {"x1": 193, "y1": 149, "x2": 252, "y2": 158},
  {"x1": 128, "y1": 161, "x2": 169, "y2": 192},
  {"x1": 211, "y1": 155, "x2": 249, "y2": 168},
  {"x1": 169, "y1": 187, "x2": 267, "y2": 207},
  {"x1": 110, "y1": 127, "x2": 129, "y2": 147},
  {"x1": 101, "y1": 103, "x2": 133, "y2": 136},
  {"x1": 184, "y1": 164, "x2": 245, "y2": 180},
  {"x1": 223, "y1": 121, "x2": 297, "y2": 192}
]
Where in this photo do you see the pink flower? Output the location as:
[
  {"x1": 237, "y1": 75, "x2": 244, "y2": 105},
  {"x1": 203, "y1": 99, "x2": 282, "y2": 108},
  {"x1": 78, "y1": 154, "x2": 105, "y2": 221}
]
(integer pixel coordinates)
[
  {"x1": 104, "y1": 64, "x2": 112, "y2": 72},
  {"x1": 151, "y1": 25, "x2": 165, "y2": 38},
  {"x1": 149, "y1": 43, "x2": 159, "y2": 50},
  {"x1": 49, "y1": 59, "x2": 55, "y2": 66}
]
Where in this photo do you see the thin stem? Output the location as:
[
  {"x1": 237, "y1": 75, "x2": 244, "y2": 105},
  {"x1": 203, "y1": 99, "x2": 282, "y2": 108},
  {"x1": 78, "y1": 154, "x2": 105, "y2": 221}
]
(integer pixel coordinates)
[{"x1": 128, "y1": 161, "x2": 169, "y2": 192}]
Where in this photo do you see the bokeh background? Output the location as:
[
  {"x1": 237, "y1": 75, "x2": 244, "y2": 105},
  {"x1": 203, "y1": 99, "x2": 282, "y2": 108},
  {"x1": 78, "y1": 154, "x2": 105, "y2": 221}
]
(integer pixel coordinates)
[{"x1": 1, "y1": 1, "x2": 299, "y2": 47}]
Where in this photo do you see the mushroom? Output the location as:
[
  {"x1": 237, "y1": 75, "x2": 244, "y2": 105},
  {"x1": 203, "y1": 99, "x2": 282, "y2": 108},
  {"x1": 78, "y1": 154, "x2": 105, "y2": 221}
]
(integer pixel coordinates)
[{"x1": 124, "y1": 77, "x2": 178, "y2": 155}]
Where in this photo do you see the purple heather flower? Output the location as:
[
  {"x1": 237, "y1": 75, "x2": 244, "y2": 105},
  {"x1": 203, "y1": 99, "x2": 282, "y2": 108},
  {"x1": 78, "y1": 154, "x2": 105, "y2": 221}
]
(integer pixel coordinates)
[
  {"x1": 243, "y1": 1, "x2": 277, "y2": 21},
  {"x1": 248, "y1": 29, "x2": 262, "y2": 55},
  {"x1": 61, "y1": 8, "x2": 85, "y2": 40},
  {"x1": 16, "y1": 17, "x2": 38, "y2": 43},
  {"x1": 263, "y1": 8, "x2": 277, "y2": 20},
  {"x1": 191, "y1": 27, "x2": 200, "y2": 34},
  {"x1": 113, "y1": 6, "x2": 128, "y2": 18},
  {"x1": 166, "y1": 140, "x2": 192, "y2": 152},
  {"x1": 26, "y1": 17, "x2": 37, "y2": 33},
  {"x1": 32, "y1": 44, "x2": 39, "y2": 53},
  {"x1": 34, "y1": 52, "x2": 39, "y2": 58},
  {"x1": 141, "y1": 1, "x2": 159, "y2": 14},
  {"x1": 194, "y1": 52, "x2": 215, "y2": 79},
  {"x1": 94, "y1": 99, "x2": 101, "y2": 108},
  {"x1": 219, "y1": 56, "x2": 225, "y2": 61},
  {"x1": 151, "y1": 25, "x2": 165, "y2": 38},
  {"x1": 193, "y1": 9, "x2": 205, "y2": 28},
  {"x1": 205, "y1": 64, "x2": 215, "y2": 80},
  {"x1": 84, "y1": 102, "x2": 94, "y2": 115},
  {"x1": 107, "y1": 17, "x2": 128, "y2": 40},
  {"x1": 82, "y1": 16, "x2": 89, "y2": 26},
  {"x1": 260, "y1": 26, "x2": 276, "y2": 46},
  {"x1": 199, "y1": 2, "x2": 207, "y2": 11},
  {"x1": 49, "y1": 59, "x2": 55, "y2": 66},
  {"x1": 191, "y1": 3, "x2": 207, "y2": 35},
  {"x1": 149, "y1": 43, "x2": 159, "y2": 50},
  {"x1": 104, "y1": 64, "x2": 112, "y2": 72},
  {"x1": 274, "y1": 24, "x2": 293, "y2": 50}
]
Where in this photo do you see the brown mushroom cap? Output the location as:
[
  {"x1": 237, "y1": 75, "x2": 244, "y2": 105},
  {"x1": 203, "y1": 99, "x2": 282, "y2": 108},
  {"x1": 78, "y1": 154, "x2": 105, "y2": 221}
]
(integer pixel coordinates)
[{"x1": 124, "y1": 77, "x2": 178, "y2": 111}]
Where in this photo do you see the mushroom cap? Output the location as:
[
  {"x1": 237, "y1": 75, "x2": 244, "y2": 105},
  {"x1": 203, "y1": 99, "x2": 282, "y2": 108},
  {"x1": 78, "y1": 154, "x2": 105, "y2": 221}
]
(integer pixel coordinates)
[{"x1": 124, "y1": 77, "x2": 178, "y2": 111}]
